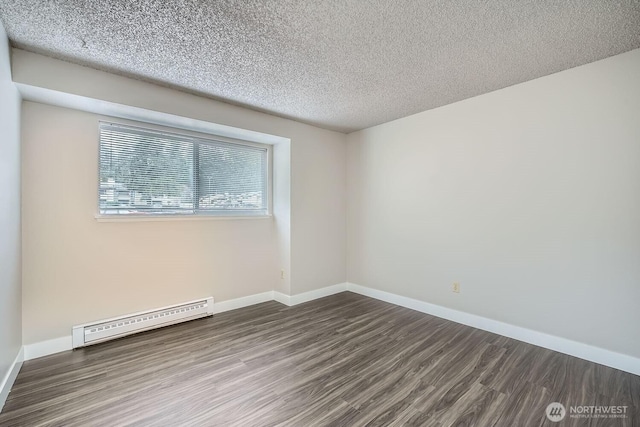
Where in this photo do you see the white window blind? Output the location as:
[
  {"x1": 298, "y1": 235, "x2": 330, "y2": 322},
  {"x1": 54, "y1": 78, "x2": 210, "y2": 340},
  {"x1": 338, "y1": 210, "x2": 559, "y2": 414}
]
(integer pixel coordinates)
[{"x1": 99, "y1": 122, "x2": 268, "y2": 216}]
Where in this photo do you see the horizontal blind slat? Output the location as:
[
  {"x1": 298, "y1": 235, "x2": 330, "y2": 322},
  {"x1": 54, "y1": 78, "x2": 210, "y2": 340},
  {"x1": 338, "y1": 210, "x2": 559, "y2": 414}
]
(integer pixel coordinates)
[{"x1": 99, "y1": 123, "x2": 267, "y2": 216}]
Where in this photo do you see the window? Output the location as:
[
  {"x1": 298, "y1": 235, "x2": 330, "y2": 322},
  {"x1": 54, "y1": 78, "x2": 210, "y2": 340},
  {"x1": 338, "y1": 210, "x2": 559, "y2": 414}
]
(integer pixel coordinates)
[{"x1": 99, "y1": 122, "x2": 269, "y2": 216}]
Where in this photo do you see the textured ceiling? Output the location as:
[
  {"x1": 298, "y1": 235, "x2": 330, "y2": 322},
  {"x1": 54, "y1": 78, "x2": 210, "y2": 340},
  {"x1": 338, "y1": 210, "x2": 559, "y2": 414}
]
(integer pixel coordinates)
[{"x1": 1, "y1": 1, "x2": 639, "y2": 133}]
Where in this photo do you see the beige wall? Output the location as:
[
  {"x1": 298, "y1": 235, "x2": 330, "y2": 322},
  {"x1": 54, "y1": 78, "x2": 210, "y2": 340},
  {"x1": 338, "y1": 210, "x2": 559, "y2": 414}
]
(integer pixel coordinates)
[
  {"x1": 290, "y1": 132, "x2": 347, "y2": 293},
  {"x1": 347, "y1": 49, "x2": 640, "y2": 358},
  {"x1": 0, "y1": 24, "x2": 22, "y2": 384},
  {"x1": 17, "y1": 51, "x2": 347, "y2": 344},
  {"x1": 22, "y1": 102, "x2": 277, "y2": 343}
]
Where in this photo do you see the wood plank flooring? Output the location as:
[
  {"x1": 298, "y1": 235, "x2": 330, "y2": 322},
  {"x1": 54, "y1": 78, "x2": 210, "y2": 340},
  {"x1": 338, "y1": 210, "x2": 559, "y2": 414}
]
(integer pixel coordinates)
[{"x1": 1, "y1": 292, "x2": 638, "y2": 426}]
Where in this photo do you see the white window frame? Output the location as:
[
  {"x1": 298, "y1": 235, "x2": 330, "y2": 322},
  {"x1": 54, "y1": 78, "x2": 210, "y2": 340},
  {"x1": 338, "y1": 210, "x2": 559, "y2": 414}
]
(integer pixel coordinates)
[{"x1": 96, "y1": 119, "x2": 273, "y2": 221}]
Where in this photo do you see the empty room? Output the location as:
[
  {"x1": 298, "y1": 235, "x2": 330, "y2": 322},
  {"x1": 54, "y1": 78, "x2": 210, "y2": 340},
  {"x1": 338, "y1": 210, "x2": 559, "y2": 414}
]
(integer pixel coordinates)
[{"x1": 1, "y1": 1, "x2": 639, "y2": 426}]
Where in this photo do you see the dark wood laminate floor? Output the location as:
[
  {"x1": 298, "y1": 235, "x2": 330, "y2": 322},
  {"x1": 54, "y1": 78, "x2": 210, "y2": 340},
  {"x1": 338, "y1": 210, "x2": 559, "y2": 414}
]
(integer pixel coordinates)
[{"x1": 1, "y1": 292, "x2": 638, "y2": 427}]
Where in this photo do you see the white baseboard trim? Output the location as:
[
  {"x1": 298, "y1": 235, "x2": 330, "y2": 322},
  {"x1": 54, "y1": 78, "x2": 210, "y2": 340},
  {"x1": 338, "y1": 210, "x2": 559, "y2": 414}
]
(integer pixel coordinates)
[
  {"x1": 272, "y1": 291, "x2": 291, "y2": 306},
  {"x1": 24, "y1": 336, "x2": 72, "y2": 361},
  {"x1": 0, "y1": 346, "x2": 24, "y2": 412},
  {"x1": 25, "y1": 292, "x2": 281, "y2": 360},
  {"x1": 21, "y1": 282, "x2": 637, "y2": 376},
  {"x1": 21, "y1": 285, "x2": 346, "y2": 361},
  {"x1": 213, "y1": 291, "x2": 273, "y2": 314},
  {"x1": 275, "y1": 283, "x2": 348, "y2": 307},
  {"x1": 345, "y1": 282, "x2": 640, "y2": 376}
]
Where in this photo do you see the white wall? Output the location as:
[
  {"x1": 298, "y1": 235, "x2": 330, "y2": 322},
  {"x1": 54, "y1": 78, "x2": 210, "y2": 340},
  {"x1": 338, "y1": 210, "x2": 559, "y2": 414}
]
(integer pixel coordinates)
[
  {"x1": 15, "y1": 50, "x2": 346, "y2": 344},
  {"x1": 347, "y1": 49, "x2": 640, "y2": 358},
  {"x1": 0, "y1": 23, "x2": 22, "y2": 391}
]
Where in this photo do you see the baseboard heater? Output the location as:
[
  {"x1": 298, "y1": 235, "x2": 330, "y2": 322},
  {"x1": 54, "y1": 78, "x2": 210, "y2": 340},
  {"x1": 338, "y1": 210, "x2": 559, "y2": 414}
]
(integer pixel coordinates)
[{"x1": 72, "y1": 297, "x2": 214, "y2": 348}]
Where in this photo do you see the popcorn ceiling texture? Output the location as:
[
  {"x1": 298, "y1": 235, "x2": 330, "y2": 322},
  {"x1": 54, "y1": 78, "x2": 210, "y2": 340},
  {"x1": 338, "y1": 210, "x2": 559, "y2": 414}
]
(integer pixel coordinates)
[{"x1": 1, "y1": 0, "x2": 639, "y2": 132}]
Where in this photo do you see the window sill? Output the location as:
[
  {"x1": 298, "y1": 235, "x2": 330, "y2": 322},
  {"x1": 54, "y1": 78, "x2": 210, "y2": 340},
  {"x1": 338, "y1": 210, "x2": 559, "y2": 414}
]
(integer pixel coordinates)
[{"x1": 95, "y1": 214, "x2": 273, "y2": 223}]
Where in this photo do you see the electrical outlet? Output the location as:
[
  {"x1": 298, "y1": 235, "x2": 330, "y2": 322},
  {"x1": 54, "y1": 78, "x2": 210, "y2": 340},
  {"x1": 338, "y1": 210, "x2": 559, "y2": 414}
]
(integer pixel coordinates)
[
  {"x1": 452, "y1": 282, "x2": 460, "y2": 293},
  {"x1": 281, "y1": 269, "x2": 285, "y2": 279}
]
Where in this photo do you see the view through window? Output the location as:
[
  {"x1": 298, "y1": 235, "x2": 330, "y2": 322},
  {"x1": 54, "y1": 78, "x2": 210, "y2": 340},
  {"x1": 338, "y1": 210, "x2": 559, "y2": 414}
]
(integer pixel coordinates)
[{"x1": 99, "y1": 123, "x2": 268, "y2": 216}]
